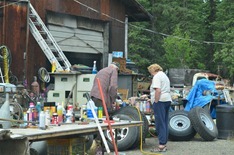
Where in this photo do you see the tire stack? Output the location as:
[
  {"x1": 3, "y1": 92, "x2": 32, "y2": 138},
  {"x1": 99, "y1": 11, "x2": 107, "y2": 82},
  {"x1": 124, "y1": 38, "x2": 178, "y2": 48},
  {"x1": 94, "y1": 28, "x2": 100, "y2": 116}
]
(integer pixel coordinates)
[{"x1": 168, "y1": 107, "x2": 218, "y2": 141}]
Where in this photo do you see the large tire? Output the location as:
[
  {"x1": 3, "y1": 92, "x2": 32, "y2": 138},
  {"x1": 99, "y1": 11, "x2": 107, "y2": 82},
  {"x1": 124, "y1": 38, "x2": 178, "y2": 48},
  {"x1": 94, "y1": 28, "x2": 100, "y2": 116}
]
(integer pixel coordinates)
[
  {"x1": 114, "y1": 106, "x2": 149, "y2": 148},
  {"x1": 30, "y1": 148, "x2": 39, "y2": 155},
  {"x1": 188, "y1": 107, "x2": 218, "y2": 141},
  {"x1": 105, "y1": 114, "x2": 138, "y2": 151},
  {"x1": 169, "y1": 110, "x2": 196, "y2": 141}
]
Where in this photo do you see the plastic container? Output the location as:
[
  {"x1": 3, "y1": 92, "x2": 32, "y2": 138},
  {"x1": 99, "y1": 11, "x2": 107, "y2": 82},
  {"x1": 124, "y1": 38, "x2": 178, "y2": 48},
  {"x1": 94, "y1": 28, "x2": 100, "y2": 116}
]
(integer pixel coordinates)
[
  {"x1": 92, "y1": 61, "x2": 97, "y2": 74},
  {"x1": 86, "y1": 101, "x2": 97, "y2": 119},
  {"x1": 45, "y1": 109, "x2": 51, "y2": 126},
  {"x1": 39, "y1": 111, "x2": 46, "y2": 130},
  {"x1": 36, "y1": 102, "x2": 41, "y2": 114},
  {"x1": 146, "y1": 101, "x2": 151, "y2": 113},
  {"x1": 98, "y1": 107, "x2": 103, "y2": 118},
  {"x1": 57, "y1": 103, "x2": 63, "y2": 123},
  {"x1": 216, "y1": 104, "x2": 234, "y2": 139}
]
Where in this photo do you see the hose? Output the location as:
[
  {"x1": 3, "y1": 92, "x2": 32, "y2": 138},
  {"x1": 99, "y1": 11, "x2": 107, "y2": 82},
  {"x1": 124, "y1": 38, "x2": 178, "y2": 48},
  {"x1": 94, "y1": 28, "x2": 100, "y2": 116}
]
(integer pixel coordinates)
[
  {"x1": 38, "y1": 67, "x2": 50, "y2": 83},
  {"x1": 135, "y1": 107, "x2": 161, "y2": 155},
  {"x1": 2, "y1": 46, "x2": 9, "y2": 83},
  {"x1": 0, "y1": 45, "x2": 16, "y2": 84}
]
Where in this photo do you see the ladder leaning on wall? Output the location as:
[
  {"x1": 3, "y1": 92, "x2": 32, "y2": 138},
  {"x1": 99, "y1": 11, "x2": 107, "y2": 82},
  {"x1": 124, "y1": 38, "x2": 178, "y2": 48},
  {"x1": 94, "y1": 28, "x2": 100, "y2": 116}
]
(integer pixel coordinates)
[{"x1": 28, "y1": 3, "x2": 71, "y2": 72}]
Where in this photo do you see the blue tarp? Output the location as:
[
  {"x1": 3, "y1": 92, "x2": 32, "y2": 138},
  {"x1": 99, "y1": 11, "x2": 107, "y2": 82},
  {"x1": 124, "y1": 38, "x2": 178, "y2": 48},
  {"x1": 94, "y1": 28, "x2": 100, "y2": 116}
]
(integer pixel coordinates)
[{"x1": 184, "y1": 79, "x2": 217, "y2": 111}]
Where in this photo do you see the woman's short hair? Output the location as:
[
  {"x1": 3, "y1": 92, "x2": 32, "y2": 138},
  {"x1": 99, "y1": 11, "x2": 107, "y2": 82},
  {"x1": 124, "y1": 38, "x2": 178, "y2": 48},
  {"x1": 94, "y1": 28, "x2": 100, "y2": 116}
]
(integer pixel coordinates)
[{"x1": 147, "y1": 64, "x2": 163, "y2": 72}]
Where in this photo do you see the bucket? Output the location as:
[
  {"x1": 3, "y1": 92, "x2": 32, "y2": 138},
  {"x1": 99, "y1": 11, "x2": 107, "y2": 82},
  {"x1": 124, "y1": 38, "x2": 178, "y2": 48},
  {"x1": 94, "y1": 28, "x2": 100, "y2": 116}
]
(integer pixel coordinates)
[{"x1": 216, "y1": 104, "x2": 234, "y2": 139}]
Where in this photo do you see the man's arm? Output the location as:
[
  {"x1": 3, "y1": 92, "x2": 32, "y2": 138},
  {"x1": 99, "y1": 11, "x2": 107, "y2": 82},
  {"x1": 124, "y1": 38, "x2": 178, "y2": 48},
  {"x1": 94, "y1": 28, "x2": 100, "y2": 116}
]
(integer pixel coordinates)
[{"x1": 109, "y1": 70, "x2": 118, "y2": 102}]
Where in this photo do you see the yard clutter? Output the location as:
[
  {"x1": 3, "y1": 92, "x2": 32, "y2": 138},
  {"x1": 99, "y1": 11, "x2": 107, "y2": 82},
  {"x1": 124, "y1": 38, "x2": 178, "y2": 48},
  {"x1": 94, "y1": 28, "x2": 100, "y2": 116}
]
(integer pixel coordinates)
[{"x1": 167, "y1": 78, "x2": 234, "y2": 142}]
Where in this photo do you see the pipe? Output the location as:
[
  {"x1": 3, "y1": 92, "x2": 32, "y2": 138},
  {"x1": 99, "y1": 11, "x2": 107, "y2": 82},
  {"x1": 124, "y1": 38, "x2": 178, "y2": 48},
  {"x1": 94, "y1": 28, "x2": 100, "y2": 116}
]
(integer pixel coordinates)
[
  {"x1": 0, "y1": 117, "x2": 39, "y2": 124},
  {"x1": 97, "y1": 78, "x2": 119, "y2": 155},
  {"x1": 87, "y1": 100, "x2": 110, "y2": 153},
  {"x1": 124, "y1": 15, "x2": 128, "y2": 59}
]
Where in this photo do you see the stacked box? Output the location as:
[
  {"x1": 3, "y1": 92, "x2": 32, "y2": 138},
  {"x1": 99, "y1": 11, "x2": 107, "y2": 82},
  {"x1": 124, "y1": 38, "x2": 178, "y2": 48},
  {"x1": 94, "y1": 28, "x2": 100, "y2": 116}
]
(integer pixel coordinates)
[
  {"x1": 47, "y1": 137, "x2": 85, "y2": 155},
  {"x1": 112, "y1": 58, "x2": 132, "y2": 74}
]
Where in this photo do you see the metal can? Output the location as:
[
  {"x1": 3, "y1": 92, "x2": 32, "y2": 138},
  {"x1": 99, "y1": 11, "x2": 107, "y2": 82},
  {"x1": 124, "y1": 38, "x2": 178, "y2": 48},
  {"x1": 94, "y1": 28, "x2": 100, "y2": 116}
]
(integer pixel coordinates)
[{"x1": 52, "y1": 113, "x2": 58, "y2": 124}]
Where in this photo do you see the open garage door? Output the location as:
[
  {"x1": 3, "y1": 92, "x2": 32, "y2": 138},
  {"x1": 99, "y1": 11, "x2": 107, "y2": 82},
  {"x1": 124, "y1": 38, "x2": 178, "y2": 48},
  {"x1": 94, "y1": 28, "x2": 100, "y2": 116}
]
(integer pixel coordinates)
[{"x1": 46, "y1": 12, "x2": 109, "y2": 68}]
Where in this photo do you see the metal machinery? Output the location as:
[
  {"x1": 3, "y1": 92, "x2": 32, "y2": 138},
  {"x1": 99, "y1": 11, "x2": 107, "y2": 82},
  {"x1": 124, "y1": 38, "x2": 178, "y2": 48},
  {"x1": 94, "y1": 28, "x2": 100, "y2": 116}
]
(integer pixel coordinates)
[{"x1": 0, "y1": 83, "x2": 16, "y2": 128}]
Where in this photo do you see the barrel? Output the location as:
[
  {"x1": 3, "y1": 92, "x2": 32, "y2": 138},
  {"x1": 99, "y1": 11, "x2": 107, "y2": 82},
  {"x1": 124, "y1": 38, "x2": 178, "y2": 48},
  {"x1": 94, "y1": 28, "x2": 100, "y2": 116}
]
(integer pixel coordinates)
[{"x1": 216, "y1": 104, "x2": 234, "y2": 139}]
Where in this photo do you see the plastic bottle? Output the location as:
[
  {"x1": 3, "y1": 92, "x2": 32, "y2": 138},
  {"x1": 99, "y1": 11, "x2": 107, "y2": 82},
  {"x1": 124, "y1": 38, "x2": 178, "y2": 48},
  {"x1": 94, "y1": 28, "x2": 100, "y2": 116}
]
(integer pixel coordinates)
[
  {"x1": 23, "y1": 111, "x2": 28, "y2": 127},
  {"x1": 62, "y1": 102, "x2": 66, "y2": 123},
  {"x1": 87, "y1": 101, "x2": 98, "y2": 119},
  {"x1": 45, "y1": 109, "x2": 50, "y2": 126},
  {"x1": 36, "y1": 102, "x2": 41, "y2": 115},
  {"x1": 146, "y1": 101, "x2": 151, "y2": 113},
  {"x1": 39, "y1": 111, "x2": 46, "y2": 130},
  {"x1": 92, "y1": 61, "x2": 97, "y2": 74},
  {"x1": 57, "y1": 103, "x2": 63, "y2": 124},
  {"x1": 28, "y1": 102, "x2": 35, "y2": 126},
  {"x1": 98, "y1": 107, "x2": 103, "y2": 118}
]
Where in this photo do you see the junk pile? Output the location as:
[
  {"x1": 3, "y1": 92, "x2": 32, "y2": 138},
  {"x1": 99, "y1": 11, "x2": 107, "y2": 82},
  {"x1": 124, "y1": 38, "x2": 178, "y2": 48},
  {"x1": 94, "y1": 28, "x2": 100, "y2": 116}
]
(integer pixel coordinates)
[{"x1": 168, "y1": 79, "x2": 233, "y2": 142}]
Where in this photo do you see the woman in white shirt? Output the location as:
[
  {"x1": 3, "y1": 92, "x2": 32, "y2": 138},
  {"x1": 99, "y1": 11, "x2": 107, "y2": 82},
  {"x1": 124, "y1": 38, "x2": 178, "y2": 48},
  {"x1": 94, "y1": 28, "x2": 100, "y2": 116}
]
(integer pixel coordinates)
[{"x1": 148, "y1": 64, "x2": 172, "y2": 152}]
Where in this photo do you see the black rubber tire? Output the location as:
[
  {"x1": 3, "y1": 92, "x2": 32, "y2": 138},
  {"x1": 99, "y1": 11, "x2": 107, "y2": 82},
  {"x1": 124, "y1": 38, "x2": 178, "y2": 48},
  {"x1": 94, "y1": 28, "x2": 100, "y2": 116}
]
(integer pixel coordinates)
[
  {"x1": 114, "y1": 106, "x2": 149, "y2": 148},
  {"x1": 30, "y1": 148, "x2": 39, "y2": 155},
  {"x1": 169, "y1": 110, "x2": 196, "y2": 141},
  {"x1": 105, "y1": 114, "x2": 138, "y2": 151},
  {"x1": 188, "y1": 107, "x2": 218, "y2": 141}
]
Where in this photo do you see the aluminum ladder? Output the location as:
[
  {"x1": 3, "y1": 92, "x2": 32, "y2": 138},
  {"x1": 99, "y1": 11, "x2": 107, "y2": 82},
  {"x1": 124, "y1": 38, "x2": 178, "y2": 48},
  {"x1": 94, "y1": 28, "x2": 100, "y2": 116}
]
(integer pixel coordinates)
[{"x1": 28, "y1": 3, "x2": 71, "y2": 71}]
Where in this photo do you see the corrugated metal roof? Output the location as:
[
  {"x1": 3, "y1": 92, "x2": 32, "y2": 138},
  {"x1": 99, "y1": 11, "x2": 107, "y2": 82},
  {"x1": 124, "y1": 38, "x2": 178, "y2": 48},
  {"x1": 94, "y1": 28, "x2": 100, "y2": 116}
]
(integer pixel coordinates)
[{"x1": 121, "y1": 0, "x2": 153, "y2": 22}]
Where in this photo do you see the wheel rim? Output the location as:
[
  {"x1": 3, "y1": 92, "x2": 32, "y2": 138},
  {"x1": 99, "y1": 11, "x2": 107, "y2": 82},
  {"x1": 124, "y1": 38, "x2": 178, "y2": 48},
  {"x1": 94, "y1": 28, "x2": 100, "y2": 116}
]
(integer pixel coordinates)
[
  {"x1": 106, "y1": 127, "x2": 129, "y2": 142},
  {"x1": 170, "y1": 115, "x2": 191, "y2": 131},
  {"x1": 200, "y1": 113, "x2": 214, "y2": 130}
]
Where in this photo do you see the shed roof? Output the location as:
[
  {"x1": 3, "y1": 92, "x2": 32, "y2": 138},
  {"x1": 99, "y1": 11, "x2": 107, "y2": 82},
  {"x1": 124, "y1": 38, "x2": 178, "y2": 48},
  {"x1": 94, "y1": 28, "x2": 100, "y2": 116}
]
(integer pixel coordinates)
[{"x1": 121, "y1": 0, "x2": 153, "y2": 22}]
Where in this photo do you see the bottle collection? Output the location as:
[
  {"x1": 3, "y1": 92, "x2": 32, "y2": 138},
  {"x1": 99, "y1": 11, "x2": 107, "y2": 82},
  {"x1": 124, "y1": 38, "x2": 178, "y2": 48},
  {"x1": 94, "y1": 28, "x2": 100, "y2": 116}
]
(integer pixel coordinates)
[{"x1": 22, "y1": 101, "x2": 75, "y2": 130}]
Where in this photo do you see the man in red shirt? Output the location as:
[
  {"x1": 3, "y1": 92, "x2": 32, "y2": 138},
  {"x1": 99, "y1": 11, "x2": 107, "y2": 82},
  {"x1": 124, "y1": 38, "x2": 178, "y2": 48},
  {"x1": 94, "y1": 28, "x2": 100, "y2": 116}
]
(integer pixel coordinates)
[{"x1": 90, "y1": 62, "x2": 120, "y2": 114}]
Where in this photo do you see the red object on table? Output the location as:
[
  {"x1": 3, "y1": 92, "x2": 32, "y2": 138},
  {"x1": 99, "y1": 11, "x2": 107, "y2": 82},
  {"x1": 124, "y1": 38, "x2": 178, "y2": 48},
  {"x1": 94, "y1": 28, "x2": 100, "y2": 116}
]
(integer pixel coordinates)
[{"x1": 96, "y1": 78, "x2": 119, "y2": 155}]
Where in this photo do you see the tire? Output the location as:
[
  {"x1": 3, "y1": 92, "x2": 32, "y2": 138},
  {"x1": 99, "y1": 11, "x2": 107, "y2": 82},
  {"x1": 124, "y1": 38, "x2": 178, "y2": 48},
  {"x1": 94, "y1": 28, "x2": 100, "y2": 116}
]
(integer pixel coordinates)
[
  {"x1": 114, "y1": 106, "x2": 149, "y2": 148},
  {"x1": 188, "y1": 107, "x2": 218, "y2": 141},
  {"x1": 30, "y1": 148, "x2": 39, "y2": 155},
  {"x1": 30, "y1": 141, "x2": 47, "y2": 155},
  {"x1": 169, "y1": 110, "x2": 196, "y2": 141},
  {"x1": 105, "y1": 114, "x2": 138, "y2": 151}
]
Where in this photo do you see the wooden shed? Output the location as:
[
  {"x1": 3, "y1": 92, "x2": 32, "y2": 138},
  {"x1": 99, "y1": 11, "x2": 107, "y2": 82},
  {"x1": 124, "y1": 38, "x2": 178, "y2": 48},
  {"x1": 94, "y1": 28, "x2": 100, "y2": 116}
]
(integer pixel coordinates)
[{"x1": 0, "y1": 0, "x2": 151, "y2": 87}]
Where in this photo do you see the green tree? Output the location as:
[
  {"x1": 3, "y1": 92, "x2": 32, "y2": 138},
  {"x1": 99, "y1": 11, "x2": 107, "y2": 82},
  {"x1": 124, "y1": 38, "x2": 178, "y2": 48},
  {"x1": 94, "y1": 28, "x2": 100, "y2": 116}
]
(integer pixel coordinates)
[
  {"x1": 129, "y1": 0, "x2": 233, "y2": 83},
  {"x1": 162, "y1": 26, "x2": 198, "y2": 69},
  {"x1": 213, "y1": 0, "x2": 234, "y2": 81}
]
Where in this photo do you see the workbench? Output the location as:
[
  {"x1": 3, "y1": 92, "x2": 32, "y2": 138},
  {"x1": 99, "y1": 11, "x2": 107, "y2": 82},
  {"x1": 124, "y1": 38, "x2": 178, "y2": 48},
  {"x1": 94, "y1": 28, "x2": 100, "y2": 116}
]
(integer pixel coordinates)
[
  {"x1": 0, "y1": 121, "x2": 143, "y2": 155},
  {"x1": 9, "y1": 121, "x2": 142, "y2": 141}
]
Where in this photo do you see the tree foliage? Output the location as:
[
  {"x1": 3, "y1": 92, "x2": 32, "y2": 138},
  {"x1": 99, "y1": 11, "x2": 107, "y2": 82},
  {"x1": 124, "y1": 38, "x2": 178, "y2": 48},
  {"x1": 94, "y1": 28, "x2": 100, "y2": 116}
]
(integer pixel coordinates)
[
  {"x1": 162, "y1": 26, "x2": 197, "y2": 69},
  {"x1": 128, "y1": 0, "x2": 234, "y2": 83}
]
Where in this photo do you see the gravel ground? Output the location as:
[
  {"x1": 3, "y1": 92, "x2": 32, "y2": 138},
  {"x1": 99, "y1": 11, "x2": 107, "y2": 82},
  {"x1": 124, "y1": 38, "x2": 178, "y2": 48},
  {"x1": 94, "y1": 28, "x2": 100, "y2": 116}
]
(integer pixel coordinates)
[{"x1": 115, "y1": 136, "x2": 234, "y2": 155}]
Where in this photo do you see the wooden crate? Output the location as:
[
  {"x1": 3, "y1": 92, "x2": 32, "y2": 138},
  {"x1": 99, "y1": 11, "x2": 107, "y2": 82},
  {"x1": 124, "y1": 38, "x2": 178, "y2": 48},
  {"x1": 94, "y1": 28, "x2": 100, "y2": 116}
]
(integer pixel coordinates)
[{"x1": 47, "y1": 137, "x2": 85, "y2": 155}]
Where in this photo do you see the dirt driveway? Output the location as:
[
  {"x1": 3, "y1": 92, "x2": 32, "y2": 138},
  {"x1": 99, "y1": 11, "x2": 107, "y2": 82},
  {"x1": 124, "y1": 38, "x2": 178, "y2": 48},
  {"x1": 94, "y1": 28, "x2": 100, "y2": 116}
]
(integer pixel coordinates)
[{"x1": 119, "y1": 136, "x2": 234, "y2": 155}]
